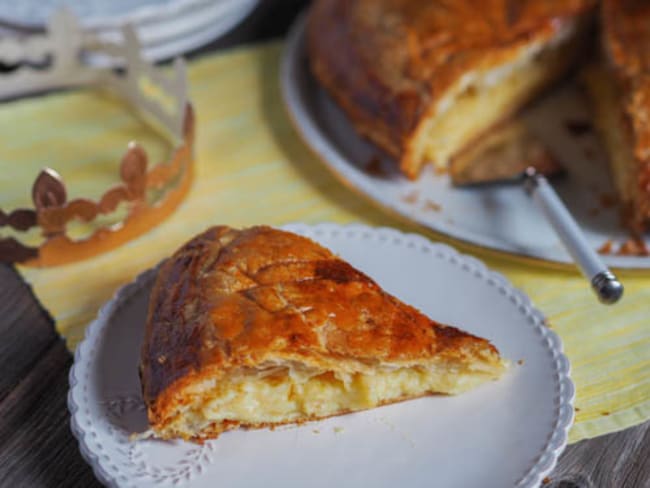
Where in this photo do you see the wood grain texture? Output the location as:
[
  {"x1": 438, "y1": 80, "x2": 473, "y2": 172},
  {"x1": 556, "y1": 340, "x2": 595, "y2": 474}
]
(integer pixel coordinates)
[
  {"x1": 0, "y1": 264, "x2": 100, "y2": 487},
  {"x1": 0, "y1": 341, "x2": 101, "y2": 488},
  {"x1": 0, "y1": 266, "x2": 56, "y2": 401},
  {"x1": 549, "y1": 421, "x2": 650, "y2": 488}
]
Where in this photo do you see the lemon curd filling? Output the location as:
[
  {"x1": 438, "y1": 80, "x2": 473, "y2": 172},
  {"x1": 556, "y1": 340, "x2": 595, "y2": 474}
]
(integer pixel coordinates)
[{"x1": 168, "y1": 364, "x2": 501, "y2": 435}]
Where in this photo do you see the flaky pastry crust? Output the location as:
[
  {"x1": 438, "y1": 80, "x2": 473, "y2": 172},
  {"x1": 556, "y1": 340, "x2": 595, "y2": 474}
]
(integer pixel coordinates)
[{"x1": 140, "y1": 226, "x2": 504, "y2": 439}]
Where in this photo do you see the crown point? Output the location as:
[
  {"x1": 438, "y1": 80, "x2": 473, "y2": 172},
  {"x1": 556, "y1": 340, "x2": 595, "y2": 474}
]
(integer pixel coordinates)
[
  {"x1": 183, "y1": 104, "x2": 194, "y2": 137},
  {"x1": 121, "y1": 144, "x2": 148, "y2": 197},
  {"x1": 32, "y1": 168, "x2": 67, "y2": 210}
]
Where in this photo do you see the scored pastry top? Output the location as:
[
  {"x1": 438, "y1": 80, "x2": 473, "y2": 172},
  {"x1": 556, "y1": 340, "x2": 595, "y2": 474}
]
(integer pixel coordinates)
[{"x1": 140, "y1": 226, "x2": 501, "y2": 419}]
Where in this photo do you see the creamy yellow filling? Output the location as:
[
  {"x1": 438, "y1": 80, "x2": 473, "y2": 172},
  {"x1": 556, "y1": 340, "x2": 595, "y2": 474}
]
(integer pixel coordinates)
[
  {"x1": 403, "y1": 20, "x2": 586, "y2": 176},
  {"x1": 422, "y1": 44, "x2": 573, "y2": 170},
  {"x1": 176, "y1": 365, "x2": 499, "y2": 434}
]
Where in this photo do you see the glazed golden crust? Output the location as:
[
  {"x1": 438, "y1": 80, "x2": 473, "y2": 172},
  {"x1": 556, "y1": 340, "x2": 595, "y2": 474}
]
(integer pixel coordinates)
[
  {"x1": 307, "y1": 0, "x2": 594, "y2": 177},
  {"x1": 140, "y1": 226, "x2": 502, "y2": 433},
  {"x1": 601, "y1": 0, "x2": 650, "y2": 231}
]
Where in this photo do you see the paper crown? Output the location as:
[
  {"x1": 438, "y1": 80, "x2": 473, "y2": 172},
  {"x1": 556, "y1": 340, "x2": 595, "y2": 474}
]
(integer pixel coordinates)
[{"x1": 0, "y1": 10, "x2": 194, "y2": 267}]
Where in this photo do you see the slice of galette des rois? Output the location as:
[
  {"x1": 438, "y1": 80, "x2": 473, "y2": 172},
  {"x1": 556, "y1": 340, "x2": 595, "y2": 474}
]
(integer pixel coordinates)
[{"x1": 139, "y1": 226, "x2": 507, "y2": 441}]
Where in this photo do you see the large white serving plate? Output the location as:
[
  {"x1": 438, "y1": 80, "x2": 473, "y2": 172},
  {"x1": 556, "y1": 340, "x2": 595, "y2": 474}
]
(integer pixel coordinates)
[
  {"x1": 281, "y1": 15, "x2": 650, "y2": 269},
  {"x1": 69, "y1": 223, "x2": 574, "y2": 488}
]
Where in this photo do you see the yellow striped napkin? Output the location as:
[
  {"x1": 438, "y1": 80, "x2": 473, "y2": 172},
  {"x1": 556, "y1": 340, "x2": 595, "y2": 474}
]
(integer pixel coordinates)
[{"x1": 2, "y1": 41, "x2": 648, "y2": 443}]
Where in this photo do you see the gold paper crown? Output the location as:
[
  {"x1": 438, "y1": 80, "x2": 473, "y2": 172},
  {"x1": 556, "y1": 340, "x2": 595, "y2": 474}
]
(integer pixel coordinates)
[{"x1": 0, "y1": 10, "x2": 194, "y2": 267}]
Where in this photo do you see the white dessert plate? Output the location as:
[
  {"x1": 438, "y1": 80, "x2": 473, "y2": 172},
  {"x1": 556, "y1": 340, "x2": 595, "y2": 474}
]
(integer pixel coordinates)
[
  {"x1": 280, "y1": 15, "x2": 650, "y2": 269},
  {"x1": 69, "y1": 223, "x2": 574, "y2": 488}
]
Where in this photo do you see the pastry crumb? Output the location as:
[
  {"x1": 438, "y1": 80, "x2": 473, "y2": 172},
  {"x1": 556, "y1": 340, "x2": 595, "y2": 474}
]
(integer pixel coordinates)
[
  {"x1": 564, "y1": 119, "x2": 592, "y2": 136},
  {"x1": 599, "y1": 192, "x2": 618, "y2": 208},
  {"x1": 365, "y1": 155, "x2": 386, "y2": 177},
  {"x1": 517, "y1": 359, "x2": 524, "y2": 366},
  {"x1": 575, "y1": 407, "x2": 581, "y2": 412},
  {"x1": 617, "y1": 238, "x2": 649, "y2": 256},
  {"x1": 542, "y1": 476, "x2": 551, "y2": 485},
  {"x1": 401, "y1": 191, "x2": 419, "y2": 204},
  {"x1": 333, "y1": 426, "x2": 344, "y2": 434},
  {"x1": 129, "y1": 430, "x2": 154, "y2": 442},
  {"x1": 423, "y1": 200, "x2": 442, "y2": 212},
  {"x1": 598, "y1": 240, "x2": 614, "y2": 254},
  {"x1": 312, "y1": 429, "x2": 320, "y2": 434},
  {"x1": 602, "y1": 411, "x2": 610, "y2": 416}
]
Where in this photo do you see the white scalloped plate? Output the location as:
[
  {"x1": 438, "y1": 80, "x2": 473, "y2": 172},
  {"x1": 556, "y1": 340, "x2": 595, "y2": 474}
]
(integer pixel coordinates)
[
  {"x1": 68, "y1": 223, "x2": 574, "y2": 488},
  {"x1": 281, "y1": 15, "x2": 650, "y2": 269}
]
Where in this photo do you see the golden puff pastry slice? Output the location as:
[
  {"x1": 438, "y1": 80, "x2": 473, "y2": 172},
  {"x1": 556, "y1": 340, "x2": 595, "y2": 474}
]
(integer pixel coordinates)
[{"x1": 140, "y1": 226, "x2": 506, "y2": 441}]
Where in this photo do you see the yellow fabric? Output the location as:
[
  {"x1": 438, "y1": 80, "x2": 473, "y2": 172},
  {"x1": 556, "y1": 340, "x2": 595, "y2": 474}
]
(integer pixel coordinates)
[{"x1": 1, "y1": 42, "x2": 648, "y2": 444}]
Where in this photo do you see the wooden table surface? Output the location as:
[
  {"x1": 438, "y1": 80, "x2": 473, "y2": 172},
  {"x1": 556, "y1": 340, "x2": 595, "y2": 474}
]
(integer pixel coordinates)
[{"x1": 0, "y1": 2, "x2": 649, "y2": 487}]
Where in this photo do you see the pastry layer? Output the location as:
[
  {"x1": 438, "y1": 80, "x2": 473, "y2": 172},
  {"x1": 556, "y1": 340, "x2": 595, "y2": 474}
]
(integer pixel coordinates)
[{"x1": 157, "y1": 361, "x2": 503, "y2": 439}]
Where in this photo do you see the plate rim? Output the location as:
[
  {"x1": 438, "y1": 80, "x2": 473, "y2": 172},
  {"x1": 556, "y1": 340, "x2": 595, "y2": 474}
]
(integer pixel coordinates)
[
  {"x1": 68, "y1": 222, "x2": 575, "y2": 488},
  {"x1": 0, "y1": 0, "x2": 239, "y2": 30},
  {"x1": 133, "y1": 0, "x2": 259, "y2": 62},
  {"x1": 279, "y1": 13, "x2": 650, "y2": 270}
]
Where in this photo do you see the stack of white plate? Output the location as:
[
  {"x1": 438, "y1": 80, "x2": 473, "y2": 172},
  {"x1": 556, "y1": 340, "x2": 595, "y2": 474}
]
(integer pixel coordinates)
[{"x1": 0, "y1": 0, "x2": 260, "y2": 61}]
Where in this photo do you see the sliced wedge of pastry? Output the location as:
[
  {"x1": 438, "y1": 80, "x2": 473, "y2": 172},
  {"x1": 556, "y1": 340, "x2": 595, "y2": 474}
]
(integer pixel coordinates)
[{"x1": 140, "y1": 226, "x2": 506, "y2": 441}]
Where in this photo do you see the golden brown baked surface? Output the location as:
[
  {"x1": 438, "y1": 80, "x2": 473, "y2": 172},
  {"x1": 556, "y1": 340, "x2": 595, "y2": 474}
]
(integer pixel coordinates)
[
  {"x1": 140, "y1": 226, "x2": 505, "y2": 440},
  {"x1": 307, "y1": 0, "x2": 594, "y2": 178},
  {"x1": 600, "y1": 0, "x2": 650, "y2": 232}
]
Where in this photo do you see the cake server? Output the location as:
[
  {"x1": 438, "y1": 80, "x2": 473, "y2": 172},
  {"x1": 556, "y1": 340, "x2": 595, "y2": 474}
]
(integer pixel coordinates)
[
  {"x1": 522, "y1": 167, "x2": 623, "y2": 304},
  {"x1": 459, "y1": 166, "x2": 624, "y2": 304},
  {"x1": 450, "y1": 122, "x2": 623, "y2": 304}
]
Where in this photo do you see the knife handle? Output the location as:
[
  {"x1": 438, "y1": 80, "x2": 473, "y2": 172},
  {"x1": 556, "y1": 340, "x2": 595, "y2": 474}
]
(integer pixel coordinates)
[{"x1": 523, "y1": 167, "x2": 623, "y2": 304}]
